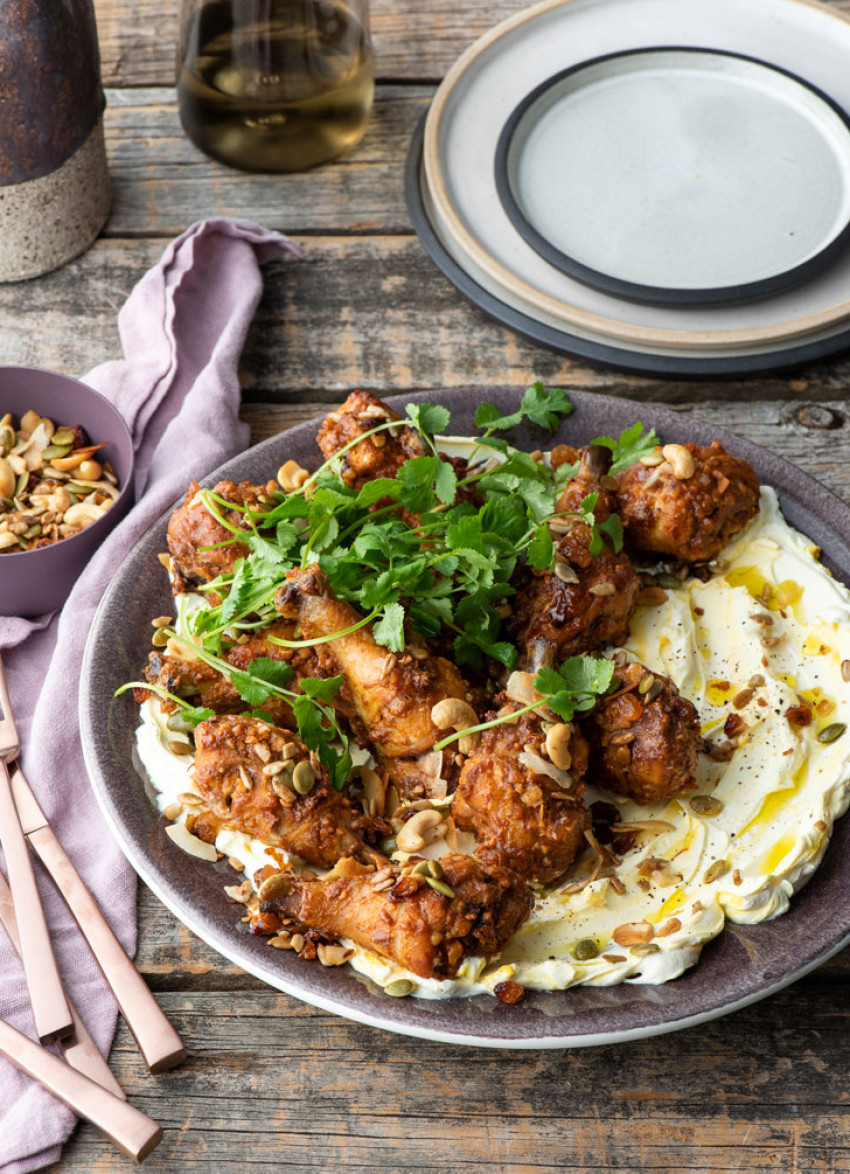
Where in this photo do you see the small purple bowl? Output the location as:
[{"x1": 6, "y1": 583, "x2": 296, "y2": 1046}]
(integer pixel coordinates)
[{"x1": 0, "y1": 366, "x2": 134, "y2": 617}]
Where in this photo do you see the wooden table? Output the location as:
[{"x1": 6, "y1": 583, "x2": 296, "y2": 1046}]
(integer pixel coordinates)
[{"x1": 12, "y1": 0, "x2": 847, "y2": 1167}]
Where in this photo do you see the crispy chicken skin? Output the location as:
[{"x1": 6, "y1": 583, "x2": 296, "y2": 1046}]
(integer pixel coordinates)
[
  {"x1": 453, "y1": 702, "x2": 589, "y2": 884},
  {"x1": 167, "y1": 479, "x2": 278, "y2": 592},
  {"x1": 258, "y1": 853, "x2": 534, "y2": 979},
  {"x1": 276, "y1": 565, "x2": 472, "y2": 761},
  {"x1": 135, "y1": 621, "x2": 358, "y2": 732},
  {"x1": 192, "y1": 715, "x2": 373, "y2": 868},
  {"x1": 582, "y1": 661, "x2": 701, "y2": 805},
  {"x1": 615, "y1": 442, "x2": 760, "y2": 563},
  {"x1": 509, "y1": 448, "x2": 640, "y2": 667},
  {"x1": 315, "y1": 390, "x2": 427, "y2": 491}
]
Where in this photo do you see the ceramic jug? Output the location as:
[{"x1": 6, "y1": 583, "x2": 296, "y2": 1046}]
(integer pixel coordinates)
[{"x1": 0, "y1": 0, "x2": 111, "y2": 282}]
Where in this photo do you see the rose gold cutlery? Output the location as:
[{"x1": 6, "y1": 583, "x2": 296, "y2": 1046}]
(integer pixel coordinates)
[
  {"x1": 9, "y1": 762, "x2": 186, "y2": 1074},
  {"x1": 0, "y1": 656, "x2": 74, "y2": 1046},
  {"x1": 0, "y1": 1015, "x2": 162, "y2": 1161},
  {"x1": 0, "y1": 870, "x2": 125, "y2": 1099}
]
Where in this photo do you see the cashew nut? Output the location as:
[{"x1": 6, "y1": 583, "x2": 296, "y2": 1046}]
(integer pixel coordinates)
[
  {"x1": 357, "y1": 766, "x2": 386, "y2": 818},
  {"x1": 661, "y1": 444, "x2": 696, "y2": 480},
  {"x1": 396, "y1": 808, "x2": 444, "y2": 853},
  {"x1": 431, "y1": 697, "x2": 477, "y2": 731},
  {"x1": 277, "y1": 459, "x2": 309, "y2": 492},
  {"x1": 0, "y1": 456, "x2": 15, "y2": 499},
  {"x1": 63, "y1": 501, "x2": 107, "y2": 528},
  {"x1": 544, "y1": 723, "x2": 573, "y2": 771},
  {"x1": 75, "y1": 459, "x2": 103, "y2": 482}
]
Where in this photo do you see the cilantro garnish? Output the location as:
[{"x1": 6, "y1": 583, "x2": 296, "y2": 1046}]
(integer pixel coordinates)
[
  {"x1": 432, "y1": 655, "x2": 617, "y2": 751},
  {"x1": 475, "y1": 381, "x2": 574, "y2": 442},
  {"x1": 593, "y1": 422, "x2": 660, "y2": 475}
]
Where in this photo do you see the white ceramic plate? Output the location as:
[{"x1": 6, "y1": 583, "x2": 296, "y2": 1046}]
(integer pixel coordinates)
[
  {"x1": 495, "y1": 47, "x2": 850, "y2": 306},
  {"x1": 409, "y1": 135, "x2": 850, "y2": 376},
  {"x1": 423, "y1": 0, "x2": 850, "y2": 351}
]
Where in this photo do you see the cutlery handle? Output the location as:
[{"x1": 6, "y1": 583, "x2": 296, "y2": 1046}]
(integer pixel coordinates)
[
  {"x1": 28, "y1": 824, "x2": 186, "y2": 1074},
  {"x1": 0, "y1": 764, "x2": 73, "y2": 1045},
  {"x1": 0, "y1": 1016, "x2": 162, "y2": 1162},
  {"x1": 0, "y1": 870, "x2": 125, "y2": 1099}
]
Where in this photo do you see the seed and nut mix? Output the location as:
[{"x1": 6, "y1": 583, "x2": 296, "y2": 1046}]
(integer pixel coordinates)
[{"x1": 0, "y1": 409, "x2": 120, "y2": 553}]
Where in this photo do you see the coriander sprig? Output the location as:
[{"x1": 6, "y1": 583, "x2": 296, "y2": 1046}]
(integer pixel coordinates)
[{"x1": 433, "y1": 656, "x2": 617, "y2": 751}]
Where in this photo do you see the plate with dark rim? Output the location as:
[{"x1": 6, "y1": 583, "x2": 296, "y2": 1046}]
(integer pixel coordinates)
[
  {"x1": 80, "y1": 388, "x2": 850, "y2": 1048},
  {"x1": 494, "y1": 48, "x2": 850, "y2": 308},
  {"x1": 406, "y1": 116, "x2": 850, "y2": 379}
]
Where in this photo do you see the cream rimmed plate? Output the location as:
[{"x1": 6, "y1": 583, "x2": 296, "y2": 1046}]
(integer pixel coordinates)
[
  {"x1": 423, "y1": 0, "x2": 850, "y2": 351},
  {"x1": 80, "y1": 389, "x2": 850, "y2": 1048},
  {"x1": 494, "y1": 47, "x2": 850, "y2": 307},
  {"x1": 408, "y1": 129, "x2": 850, "y2": 376}
]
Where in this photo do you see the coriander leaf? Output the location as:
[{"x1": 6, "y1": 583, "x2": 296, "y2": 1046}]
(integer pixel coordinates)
[
  {"x1": 318, "y1": 736, "x2": 352, "y2": 790},
  {"x1": 550, "y1": 655, "x2": 616, "y2": 697},
  {"x1": 292, "y1": 693, "x2": 324, "y2": 746},
  {"x1": 229, "y1": 669, "x2": 275, "y2": 707},
  {"x1": 373, "y1": 601, "x2": 406, "y2": 651},
  {"x1": 520, "y1": 381, "x2": 574, "y2": 431},
  {"x1": 433, "y1": 458, "x2": 458, "y2": 506},
  {"x1": 406, "y1": 403, "x2": 451, "y2": 436},
  {"x1": 397, "y1": 456, "x2": 440, "y2": 515},
  {"x1": 249, "y1": 708, "x2": 276, "y2": 724},
  {"x1": 356, "y1": 478, "x2": 403, "y2": 507},
  {"x1": 593, "y1": 421, "x2": 660, "y2": 475},
  {"x1": 527, "y1": 522, "x2": 555, "y2": 571},
  {"x1": 246, "y1": 534, "x2": 289, "y2": 575},
  {"x1": 248, "y1": 658, "x2": 295, "y2": 689},
  {"x1": 474, "y1": 401, "x2": 523, "y2": 434},
  {"x1": 180, "y1": 706, "x2": 216, "y2": 727},
  {"x1": 554, "y1": 459, "x2": 580, "y2": 486},
  {"x1": 597, "y1": 513, "x2": 624, "y2": 554},
  {"x1": 299, "y1": 675, "x2": 343, "y2": 701}
]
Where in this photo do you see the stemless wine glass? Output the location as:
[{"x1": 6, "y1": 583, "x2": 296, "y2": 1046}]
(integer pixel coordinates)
[{"x1": 177, "y1": 0, "x2": 374, "y2": 172}]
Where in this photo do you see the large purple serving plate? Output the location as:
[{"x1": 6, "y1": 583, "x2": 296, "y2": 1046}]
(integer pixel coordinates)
[{"x1": 80, "y1": 387, "x2": 850, "y2": 1048}]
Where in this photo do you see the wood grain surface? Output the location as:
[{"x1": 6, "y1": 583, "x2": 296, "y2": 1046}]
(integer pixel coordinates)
[{"x1": 33, "y1": 0, "x2": 850, "y2": 1170}]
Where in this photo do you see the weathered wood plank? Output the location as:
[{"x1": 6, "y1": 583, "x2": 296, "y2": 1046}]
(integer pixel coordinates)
[
  {"x1": 93, "y1": 0, "x2": 850, "y2": 87},
  {"x1": 5, "y1": 236, "x2": 850, "y2": 402},
  {"x1": 53, "y1": 984, "x2": 850, "y2": 1170},
  {"x1": 102, "y1": 86, "x2": 426, "y2": 238},
  {"x1": 94, "y1": 0, "x2": 533, "y2": 88}
]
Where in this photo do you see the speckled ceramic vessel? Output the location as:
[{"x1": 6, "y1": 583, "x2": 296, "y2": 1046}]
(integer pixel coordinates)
[
  {"x1": 0, "y1": 1, "x2": 111, "y2": 282},
  {"x1": 0, "y1": 367, "x2": 134, "y2": 617},
  {"x1": 80, "y1": 388, "x2": 850, "y2": 1048}
]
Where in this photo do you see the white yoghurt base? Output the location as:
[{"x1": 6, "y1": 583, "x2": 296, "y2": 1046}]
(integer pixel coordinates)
[{"x1": 136, "y1": 484, "x2": 850, "y2": 999}]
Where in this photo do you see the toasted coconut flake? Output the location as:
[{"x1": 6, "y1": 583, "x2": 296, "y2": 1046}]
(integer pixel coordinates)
[
  {"x1": 518, "y1": 749, "x2": 571, "y2": 789},
  {"x1": 165, "y1": 822, "x2": 218, "y2": 862}
]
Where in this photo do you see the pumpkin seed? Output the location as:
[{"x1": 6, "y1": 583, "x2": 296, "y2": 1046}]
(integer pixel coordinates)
[
  {"x1": 638, "y1": 674, "x2": 656, "y2": 695},
  {"x1": 384, "y1": 979, "x2": 415, "y2": 998},
  {"x1": 425, "y1": 876, "x2": 455, "y2": 898},
  {"x1": 292, "y1": 760, "x2": 316, "y2": 795},
  {"x1": 656, "y1": 573, "x2": 682, "y2": 589},
  {"x1": 152, "y1": 628, "x2": 169, "y2": 647},
  {"x1": 40, "y1": 443, "x2": 73, "y2": 461},
  {"x1": 817, "y1": 722, "x2": 846, "y2": 745},
  {"x1": 51, "y1": 428, "x2": 76, "y2": 446},
  {"x1": 690, "y1": 795, "x2": 723, "y2": 816},
  {"x1": 571, "y1": 939, "x2": 599, "y2": 961}
]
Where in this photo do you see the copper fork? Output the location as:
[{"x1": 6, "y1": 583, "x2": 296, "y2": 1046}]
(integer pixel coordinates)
[{"x1": 0, "y1": 653, "x2": 73, "y2": 1044}]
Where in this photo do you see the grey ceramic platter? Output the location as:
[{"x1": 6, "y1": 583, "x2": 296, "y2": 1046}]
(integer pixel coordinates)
[
  {"x1": 80, "y1": 388, "x2": 850, "y2": 1048},
  {"x1": 494, "y1": 48, "x2": 850, "y2": 307}
]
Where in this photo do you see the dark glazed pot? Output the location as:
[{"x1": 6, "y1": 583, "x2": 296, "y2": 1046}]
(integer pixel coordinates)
[
  {"x1": 0, "y1": 367, "x2": 134, "y2": 618},
  {"x1": 0, "y1": 0, "x2": 111, "y2": 282}
]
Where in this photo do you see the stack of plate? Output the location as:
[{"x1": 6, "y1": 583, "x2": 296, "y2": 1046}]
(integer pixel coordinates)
[{"x1": 405, "y1": 0, "x2": 850, "y2": 377}]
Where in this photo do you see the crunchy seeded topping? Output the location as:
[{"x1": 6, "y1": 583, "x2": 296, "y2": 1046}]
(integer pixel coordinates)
[
  {"x1": 656, "y1": 918, "x2": 682, "y2": 938},
  {"x1": 690, "y1": 796, "x2": 723, "y2": 817},
  {"x1": 384, "y1": 979, "x2": 415, "y2": 998},
  {"x1": 165, "y1": 822, "x2": 218, "y2": 861},
  {"x1": 571, "y1": 939, "x2": 599, "y2": 961},
  {"x1": 817, "y1": 722, "x2": 846, "y2": 745},
  {"x1": 842, "y1": 660, "x2": 850, "y2": 683},
  {"x1": 703, "y1": 859, "x2": 727, "y2": 884},
  {"x1": 612, "y1": 921, "x2": 654, "y2": 947}
]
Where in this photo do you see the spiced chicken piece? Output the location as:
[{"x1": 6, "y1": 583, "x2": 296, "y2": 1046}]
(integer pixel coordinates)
[
  {"x1": 509, "y1": 447, "x2": 640, "y2": 668},
  {"x1": 316, "y1": 390, "x2": 427, "y2": 492},
  {"x1": 582, "y1": 661, "x2": 700, "y2": 805},
  {"x1": 167, "y1": 479, "x2": 279, "y2": 593},
  {"x1": 192, "y1": 715, "x2": 377, "y2": 868},
  {"x1": 135, "y1": 621, "x2": 356, "y2": 732},
  {"x1": 257, "y1": 853, "x2": 534, "y2": 979},
  {"x1": 615, "y1": 442, "x2": 760, "y2": 564},
  {"x1": 453, "y1": 701, "x2": 589, "y2": 884},
  {"x1": 276, "y1": 566, "x2": 473, "y2": 780}
]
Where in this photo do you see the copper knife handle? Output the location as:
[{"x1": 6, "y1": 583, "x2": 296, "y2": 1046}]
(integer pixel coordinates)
[
  {"x1": 0, "y1": 762, "x2": 73, "y2": 1045},
  {"x1": 0, "y1": 1016, "x2": 162, "y2": 1162},
  {"x1": 26, "y1": 820, "x2": 186, "y2": 1073},
  {"x1": 0, "y1": 870, "x2": 125, "y2": 1099}
]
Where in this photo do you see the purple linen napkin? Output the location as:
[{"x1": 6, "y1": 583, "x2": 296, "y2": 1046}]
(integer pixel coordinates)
[{"x1": 0, "y1": 218, "x2": 300, "y2": 1173}]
